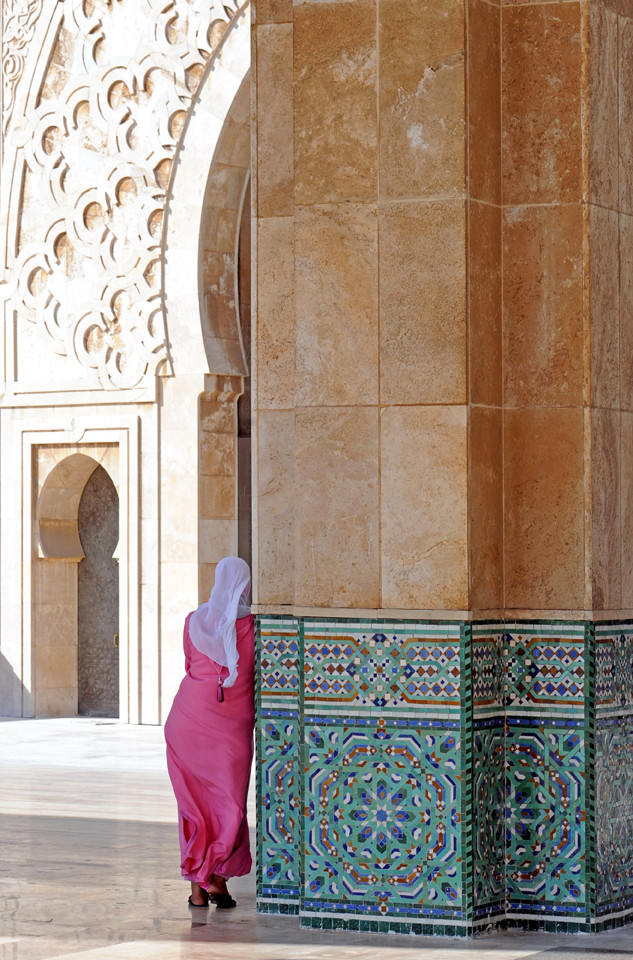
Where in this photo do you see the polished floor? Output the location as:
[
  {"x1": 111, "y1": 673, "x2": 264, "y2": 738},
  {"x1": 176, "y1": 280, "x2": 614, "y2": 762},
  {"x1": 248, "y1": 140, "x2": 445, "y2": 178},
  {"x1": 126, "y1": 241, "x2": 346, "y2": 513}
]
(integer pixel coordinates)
[{"x1": 1, "y1": 719, "x2": 632, "y2": 960}]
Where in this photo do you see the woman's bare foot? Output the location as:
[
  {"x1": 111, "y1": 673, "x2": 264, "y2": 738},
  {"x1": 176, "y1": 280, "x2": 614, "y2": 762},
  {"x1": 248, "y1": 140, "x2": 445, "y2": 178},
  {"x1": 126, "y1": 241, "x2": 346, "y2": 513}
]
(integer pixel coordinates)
[
  {"x1": 207, "y1": 873, "x2": 229, "y2": 896},
  {"x1": 189, "y1": 881, "x2": 209, "y2": 906}
]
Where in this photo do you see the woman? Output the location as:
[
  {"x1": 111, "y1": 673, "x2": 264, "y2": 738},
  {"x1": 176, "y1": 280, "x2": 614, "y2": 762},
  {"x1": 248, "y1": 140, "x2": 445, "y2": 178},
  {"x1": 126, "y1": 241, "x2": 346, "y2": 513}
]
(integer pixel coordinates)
[{"x1": 165, "y1": 556, "x2": 255, "y2": 909}]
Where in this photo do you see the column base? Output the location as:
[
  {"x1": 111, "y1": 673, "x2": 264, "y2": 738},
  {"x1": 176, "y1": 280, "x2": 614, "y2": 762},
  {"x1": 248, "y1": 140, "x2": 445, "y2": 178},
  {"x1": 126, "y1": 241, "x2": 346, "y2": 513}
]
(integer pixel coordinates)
[{"x1": 255, "y1": 615, "x2": 633, "y2": 936}]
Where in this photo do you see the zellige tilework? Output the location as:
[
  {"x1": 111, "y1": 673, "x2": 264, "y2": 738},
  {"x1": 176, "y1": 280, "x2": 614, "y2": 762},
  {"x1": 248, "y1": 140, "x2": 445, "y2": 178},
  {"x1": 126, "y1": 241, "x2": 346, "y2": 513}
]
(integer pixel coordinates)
[{"x1": 255, "y1": 616, "x2": 633, "y2": 935}]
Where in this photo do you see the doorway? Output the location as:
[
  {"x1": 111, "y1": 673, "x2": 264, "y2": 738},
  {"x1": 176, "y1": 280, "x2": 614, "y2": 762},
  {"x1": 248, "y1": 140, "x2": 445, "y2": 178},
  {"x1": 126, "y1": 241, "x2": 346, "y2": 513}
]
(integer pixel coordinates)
[{"x1": 77, "y1": 464, "x2": 120, "y2": 717}]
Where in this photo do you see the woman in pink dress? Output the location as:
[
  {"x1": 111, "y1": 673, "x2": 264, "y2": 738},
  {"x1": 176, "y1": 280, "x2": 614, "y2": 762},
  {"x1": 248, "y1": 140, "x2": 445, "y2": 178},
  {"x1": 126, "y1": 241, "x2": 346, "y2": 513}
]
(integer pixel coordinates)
[{"x1": 165, "y1": 556, "x2": 255, "y2": 909}]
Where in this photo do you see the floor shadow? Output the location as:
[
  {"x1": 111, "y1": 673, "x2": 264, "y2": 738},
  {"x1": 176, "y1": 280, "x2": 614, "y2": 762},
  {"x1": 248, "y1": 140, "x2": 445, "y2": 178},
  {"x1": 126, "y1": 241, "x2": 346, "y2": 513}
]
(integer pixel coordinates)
[{"x1": 0, "y1": 652, "x2": 27, "y2": 717}]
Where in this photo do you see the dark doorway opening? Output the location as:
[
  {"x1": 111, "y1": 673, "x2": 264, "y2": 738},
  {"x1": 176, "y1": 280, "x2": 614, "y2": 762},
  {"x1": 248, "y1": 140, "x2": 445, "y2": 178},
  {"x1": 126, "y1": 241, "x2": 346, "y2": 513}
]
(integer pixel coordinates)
[{"x1": 77, "y1": 464, "x2": 120, "y2": 717}]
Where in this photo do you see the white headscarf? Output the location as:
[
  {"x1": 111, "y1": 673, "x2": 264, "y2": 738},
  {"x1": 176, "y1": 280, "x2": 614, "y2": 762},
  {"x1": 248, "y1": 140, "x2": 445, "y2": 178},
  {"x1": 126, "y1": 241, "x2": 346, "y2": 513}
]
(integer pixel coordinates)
[{"x1": 188, "y1": 556, "x2": 251, "y2": 688}]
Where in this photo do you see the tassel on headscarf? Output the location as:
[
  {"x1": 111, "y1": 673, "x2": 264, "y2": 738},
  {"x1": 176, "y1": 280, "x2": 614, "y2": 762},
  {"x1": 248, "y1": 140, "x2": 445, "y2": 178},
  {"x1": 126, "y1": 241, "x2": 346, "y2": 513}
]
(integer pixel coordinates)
[{"x1": 188, "y1": 556, "x2": 251, "y2": 689}]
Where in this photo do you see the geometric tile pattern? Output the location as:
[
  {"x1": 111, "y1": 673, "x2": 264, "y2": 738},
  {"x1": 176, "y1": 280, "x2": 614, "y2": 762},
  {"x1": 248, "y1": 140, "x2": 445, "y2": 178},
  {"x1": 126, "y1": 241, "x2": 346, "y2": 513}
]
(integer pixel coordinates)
[
  {"x1": 299, "y1": 619, "x2": 466, "y2": 933},
  {"x1": 595, "y1": 715, "x2": 633, "y2": 917},
  {"x1": 504, "y1": 625, "x2": 588, "y2": 923},
  {"x1": 257, "y1": 618, "x2": 301, "y2": 913},
  {"x1": 505, "y1": 718, "x2": 586, "y2": 916},
  {"x1": 258, "y1": 711, "x2": 301, "y2": 908},
  {"x1": 303, "y1": 628, "x2": 461, "y2": 710},
  {"x1": 595, "y1": 625, "x2": 633, "y2": 924},
  {"x1": 595, "y1": 631, "x2": 633, "y2": 712},
  {"x1": 505, "y1": 633, "x2": 585, "y2": 709},
  {"x1": 303, "y1": 716, "x2": 463, "y2": 921},
  {"x1": 259, "y1": 620, "x2": 300, "y2": 706},
  {"x1": 255, "y1": 616, "x2": 633, "y2": 935},
  {"x1": 472, "y1": 628, "x2": 505, "y2": 922},
  {"x1": 473, "y1": 633, "x2": 504, "y2": 708},
  {"x1": 472, "y1": 720, "x2": 505, "y2": 918}
]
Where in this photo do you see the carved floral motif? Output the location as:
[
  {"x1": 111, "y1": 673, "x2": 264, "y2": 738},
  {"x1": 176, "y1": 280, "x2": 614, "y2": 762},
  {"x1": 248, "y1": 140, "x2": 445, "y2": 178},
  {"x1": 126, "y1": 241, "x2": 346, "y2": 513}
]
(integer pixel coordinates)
[
  {"x1": 2, "y1": 0, "x2": 44, "y2": 137},
  {"x1": 4, "y1": 0, "x2": 242, "y2": 389}
]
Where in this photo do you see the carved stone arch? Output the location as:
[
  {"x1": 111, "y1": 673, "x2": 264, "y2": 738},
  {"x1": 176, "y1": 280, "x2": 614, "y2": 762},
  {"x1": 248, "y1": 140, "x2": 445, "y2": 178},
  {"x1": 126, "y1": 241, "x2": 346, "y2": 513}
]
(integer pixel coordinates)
[
  {"x1": 1, "y1": 0, "x2": 249, "y2": 395},
  {"x1": 199, "y1": 73, "x2": 250, "y2": 375},
  {"x1": 32, "y1": 446, "x2": 121, "y2": 718},
  {"x1": 36, "y1": 451, "x2": 119, "y2": 560},
  {"x1": 162, "y1": 5, "x2": 250, "y2": 378}
]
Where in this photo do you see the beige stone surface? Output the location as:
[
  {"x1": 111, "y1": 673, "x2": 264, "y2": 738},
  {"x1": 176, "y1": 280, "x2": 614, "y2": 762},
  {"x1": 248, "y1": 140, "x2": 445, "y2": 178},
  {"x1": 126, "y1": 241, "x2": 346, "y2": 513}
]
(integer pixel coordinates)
[
  {"x1": 32, "y1": 561, "x2": 77, "y2": 604},
  {"x1": 255, "y1": 0, "x2": 292, "y2": 23},
  {"x1": 621, "y1": 212, "x2": 633, "y2": 410},
  {"x1": 295, "y1": 407, "x2": 379, "y2": 608},
  {"x1": 256, "y1": 410, "x2": 295, "y2": 605},
  {"x1": 381, "y1": 406, "x2": 468, "y2": 610},
  {"x1": 198, "y1": 519, "x2": 238, "y2": 564},
  {"x1": 620, "y1": 15, "x2": 633, "y2": 215},
  {"x1": 380, "y1": 200, "x2": 466, "y2": 405},
  {"x1": 294, "y1": 0, "x2": 377, "y2": 204},
  {"x1": 469, "y1": 200, "x2": 502, "y2": 406},
  {"x1": 159, "y1": 431, "x2": 201, "y2": 519},
  {"x1": 199, "y1": 397, "x2": 237, "y2": 437},
  {"x1": 504, "y1": 407, "x2": 585, "y2": 610},
  {"x1": 502, "y1": 3, "x2": 582, "y2": 204},
  {"x1": 33, "y1": 599, "x2": 77, "y2": 648},
  {"x1": 160, "y1": 519, "x2": 198, "y2": 564},
  {"x1": 200, "y1": 432, "x2": 236, "y2": 476},
  {"x1": 199, "y1": 562, "x2": 218, "y2": 602},
  {"x1": 256, "y1": 217, "x2": 295, "y2": 409},
  {"x1": 469, "y1": 405, "x2": 503, "y2": 612},
  {"x1": 199, "y1": 476, "x2": 236, "y2": 520},
  {"x1": 256, "y1": 23, "x2": 293, "y2": 217},
  {"x1": 33, "y1": 688, "x2": 78, "y2": 718},
  {"x1": 621, "y1": 411, "x2": 633, "y2": 607},
  {"x1": 379, "y1": 0, "x2": 466, "y2": 200},
  {"x1": 35, "y1": 644, "x2": 78, "y2": 691},
  {"x1": 591, "y1": 407, "x2": 621, "y2": 609},
  {"x1": 503, "y1": 203, "x2": 584, "y2": 407},
  {"x1": 295, "y1": 203, "x2": 378, "y2": 406},
  {"x1": 468, "y1": 0, "x2": 501, "y2": 205},
  {"x1": 589, "y1": 3, "x2": 618, "y2": 208},
  {"x1": 590, "y1": 204, "x2": 620, "y2": 409}
]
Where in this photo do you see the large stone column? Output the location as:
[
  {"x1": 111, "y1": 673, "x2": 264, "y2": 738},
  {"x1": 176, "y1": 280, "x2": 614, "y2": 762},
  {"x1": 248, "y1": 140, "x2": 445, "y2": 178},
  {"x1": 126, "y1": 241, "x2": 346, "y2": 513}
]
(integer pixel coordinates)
[{"x1": 252, "y1": 0, "x2": 633, "y2": 935}]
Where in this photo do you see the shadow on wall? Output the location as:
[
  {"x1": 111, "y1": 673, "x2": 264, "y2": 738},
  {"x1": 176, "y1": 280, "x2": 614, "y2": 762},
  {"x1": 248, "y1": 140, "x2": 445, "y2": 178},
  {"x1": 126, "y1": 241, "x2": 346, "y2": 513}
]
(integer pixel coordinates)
[{"x1": 0, "y1": 652, "x2": 27, "y2": 717}]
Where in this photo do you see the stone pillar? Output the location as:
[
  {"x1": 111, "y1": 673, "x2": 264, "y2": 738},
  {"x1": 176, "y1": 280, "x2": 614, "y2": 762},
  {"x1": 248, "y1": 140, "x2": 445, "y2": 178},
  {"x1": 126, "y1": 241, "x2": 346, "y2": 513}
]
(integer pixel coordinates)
[{"x1": 252, "y1": 0, "x2": 633, "y2": 935}]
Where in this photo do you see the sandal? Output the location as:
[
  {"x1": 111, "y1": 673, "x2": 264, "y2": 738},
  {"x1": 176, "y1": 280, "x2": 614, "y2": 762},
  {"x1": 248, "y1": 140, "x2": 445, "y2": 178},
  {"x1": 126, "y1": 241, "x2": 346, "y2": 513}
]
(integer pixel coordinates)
[
  {"x1": 188, "y1": 893, "x2": 209, "y2": 908},
  {"x1": 208, "y1": 892, "x2": 236, "y2": 909}
]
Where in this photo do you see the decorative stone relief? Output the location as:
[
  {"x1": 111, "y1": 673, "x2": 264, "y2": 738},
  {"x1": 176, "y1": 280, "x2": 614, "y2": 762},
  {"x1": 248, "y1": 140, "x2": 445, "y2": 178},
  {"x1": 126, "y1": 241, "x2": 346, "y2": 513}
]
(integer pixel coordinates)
[
  {"x1": 2, "y1": 0, "x2": 244, "y2": 389},
  {"x1": 2, "y1": 0, "x2": 45, "y2": 138}
]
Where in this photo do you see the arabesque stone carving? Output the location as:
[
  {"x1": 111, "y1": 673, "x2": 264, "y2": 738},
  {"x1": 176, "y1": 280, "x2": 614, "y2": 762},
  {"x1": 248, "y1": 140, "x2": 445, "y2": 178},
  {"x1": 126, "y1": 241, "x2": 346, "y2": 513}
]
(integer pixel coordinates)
[
  {"x1": 2, "y1": 0, "x2": 44, "y2": 138},
  {"x1": 2, "y1": 0, "x2": 243, "y2": 389}
]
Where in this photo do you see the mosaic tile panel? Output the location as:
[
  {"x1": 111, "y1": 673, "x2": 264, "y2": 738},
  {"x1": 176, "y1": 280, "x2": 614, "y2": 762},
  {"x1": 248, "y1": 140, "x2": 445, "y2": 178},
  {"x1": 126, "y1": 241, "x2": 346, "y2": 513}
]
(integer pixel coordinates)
[
  {"x1": 505, "y1": 717, "x2": 587, "y2": 917},
  {"x1": 257, "y1": 618, "x2": 301, "y2": 912},
  {"x1": 595, "y1": 716, "x2": 633, "y2": 917},
  {"x1": 302, "y1": 620, "x2": 462, "y2": 714},
  {"x1": 473, "y1": 632, "x2": 505, "y2": 710},
  {"x1": 254, "y1": 616, "x2": 633, "y2": 934},
  {"x1": 595, "y1": 629, "x2": 633, "y2": 715},
  {"x1": 472, "y1": 718, "x2": 505, "y2": 917},
  {"x1": 258, "y1": 711, "x2": 300, "y2": 905},
  {"x1": 259, "y1": 617, "x2": 300, "y2": 707},
  {"x1": 595, "y1": 625, "x2": 633, "y2": 924},
  {"x1": 472, "y1": 629, "x2": 505, "y2": 921},
  {"x1": 504, "y1": 630, "x2": 585, "y2": 710},
  {"x1": 299, "y1": 619, "x2": 468, "y2": 929},
  {"x1": 303, "y1": 715, "x2": 464, "y2": 921}
]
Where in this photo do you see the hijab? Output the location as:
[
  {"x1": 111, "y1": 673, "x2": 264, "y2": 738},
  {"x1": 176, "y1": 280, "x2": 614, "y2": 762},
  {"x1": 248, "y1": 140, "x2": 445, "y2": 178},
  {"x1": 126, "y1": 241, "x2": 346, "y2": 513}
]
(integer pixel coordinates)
[{"x1": 188, "y1": 556, "x2": 251, "y2": 688}]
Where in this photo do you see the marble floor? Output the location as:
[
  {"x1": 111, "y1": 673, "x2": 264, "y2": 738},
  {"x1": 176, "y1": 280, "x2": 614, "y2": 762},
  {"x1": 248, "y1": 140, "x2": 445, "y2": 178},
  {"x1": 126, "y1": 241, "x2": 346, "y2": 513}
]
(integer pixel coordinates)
[{"x1": 1, "y1": 719, "x2": 632, "y2": 960}]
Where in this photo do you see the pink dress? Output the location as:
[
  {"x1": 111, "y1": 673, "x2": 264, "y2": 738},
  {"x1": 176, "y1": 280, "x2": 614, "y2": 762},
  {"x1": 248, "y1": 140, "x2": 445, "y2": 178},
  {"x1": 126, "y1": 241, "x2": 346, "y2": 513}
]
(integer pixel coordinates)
[{"x1": 165, "y1": 612, "x2": 255, "y2": 885}]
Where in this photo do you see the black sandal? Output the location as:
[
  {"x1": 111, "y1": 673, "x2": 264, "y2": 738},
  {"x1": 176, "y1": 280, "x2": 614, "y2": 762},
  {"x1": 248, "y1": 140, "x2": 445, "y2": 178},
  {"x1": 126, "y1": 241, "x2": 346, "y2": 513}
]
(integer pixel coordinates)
[
  {"x1": 208, "y1": 892, "x2": 236, "y2": 909},
  {"x1": 188, "y1": 893, "x2": 209, "y2": 908}
]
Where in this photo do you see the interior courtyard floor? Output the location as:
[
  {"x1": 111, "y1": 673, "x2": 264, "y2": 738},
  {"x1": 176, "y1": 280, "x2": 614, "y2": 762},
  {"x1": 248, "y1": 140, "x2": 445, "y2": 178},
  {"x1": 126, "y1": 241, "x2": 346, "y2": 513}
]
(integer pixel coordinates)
[{"x1": 1, "y1": 718, "x2": 632, "y2": 960}]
